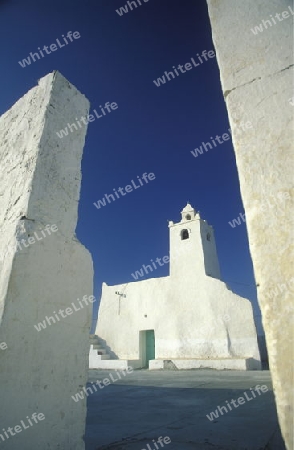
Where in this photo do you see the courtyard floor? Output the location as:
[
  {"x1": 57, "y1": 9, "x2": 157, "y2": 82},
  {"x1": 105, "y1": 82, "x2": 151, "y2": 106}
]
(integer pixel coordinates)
[{"x1": 85, "y1": 369, "x2": 284, "y2": 450}]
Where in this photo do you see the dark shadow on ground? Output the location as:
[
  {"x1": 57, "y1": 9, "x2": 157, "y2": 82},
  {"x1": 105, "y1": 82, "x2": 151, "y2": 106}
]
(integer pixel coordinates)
[{"x1": 84, "y1": 369, "x2": 285, "y2": 450}]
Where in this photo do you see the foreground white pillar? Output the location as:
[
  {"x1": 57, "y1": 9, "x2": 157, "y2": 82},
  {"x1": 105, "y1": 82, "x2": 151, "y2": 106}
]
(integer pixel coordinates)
[
  {"x1": 206, "y1": 1, "x2": 293, "y2": 448},
  {"x1": 0, "y1": 72, "x2": 93, "y2": 449}
]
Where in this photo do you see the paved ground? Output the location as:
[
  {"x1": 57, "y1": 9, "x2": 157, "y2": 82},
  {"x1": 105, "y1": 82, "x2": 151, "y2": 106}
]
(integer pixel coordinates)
[{"x1": 85, "y1": 369, "x2": 285, "y2": 450}]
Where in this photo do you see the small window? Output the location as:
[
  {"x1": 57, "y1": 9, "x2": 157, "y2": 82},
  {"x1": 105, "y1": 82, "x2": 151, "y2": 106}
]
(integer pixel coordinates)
[
  {"x1": 185, "y1": 214, "x2": 191, "y2": 220},
  {"x1": 206, "y1": 233, "x2": 211, "y2": 241},
  {"x1": 181, "y1": 229, "x2": 189, "y2": 240}
]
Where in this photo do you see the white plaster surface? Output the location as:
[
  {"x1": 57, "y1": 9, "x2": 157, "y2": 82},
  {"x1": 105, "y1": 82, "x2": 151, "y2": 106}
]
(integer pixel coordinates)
[
  {"x1": 206, "y1": 1, "x2": 293, "y2": 447},
  {"x1": 149, "y1": 358, "x2": 259, "y2": 371},
  {"x1": 0, "y1": 71, "x2": 93, "y2": 449},
  {"x1": 96, "y1": 205, "x2": 261, "y2": 371}
]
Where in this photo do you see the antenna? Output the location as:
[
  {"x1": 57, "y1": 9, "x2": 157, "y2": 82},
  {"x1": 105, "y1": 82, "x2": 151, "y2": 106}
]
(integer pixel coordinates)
[{"x1": 115, "y1": 290, "x2": 126, "y2": 315}]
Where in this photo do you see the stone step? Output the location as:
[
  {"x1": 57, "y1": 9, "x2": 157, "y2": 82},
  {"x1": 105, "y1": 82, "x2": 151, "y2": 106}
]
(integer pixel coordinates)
[
  {"x1": 92, "y1": 345, "x2": 107, "y2": 353},
  {"x1": 149, "y1": 358, "x2": 261, "y2": 370}
]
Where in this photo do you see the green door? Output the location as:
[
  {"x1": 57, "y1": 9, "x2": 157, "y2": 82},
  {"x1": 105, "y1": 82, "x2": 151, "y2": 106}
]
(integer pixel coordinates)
[{"x1": 146, "y1": 330, "x2": 155, "y2": 364}]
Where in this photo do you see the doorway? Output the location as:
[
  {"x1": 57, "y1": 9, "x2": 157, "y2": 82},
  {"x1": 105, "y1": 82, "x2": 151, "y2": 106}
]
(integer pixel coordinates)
[{"x1": 139, "y1": 330, "x2": 155, "y2": 368}]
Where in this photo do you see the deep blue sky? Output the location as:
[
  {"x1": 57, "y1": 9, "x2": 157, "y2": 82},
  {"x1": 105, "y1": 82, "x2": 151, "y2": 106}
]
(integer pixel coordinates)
[{"x1": 0, "y1": 0, "x2": 263, "y2": 333}]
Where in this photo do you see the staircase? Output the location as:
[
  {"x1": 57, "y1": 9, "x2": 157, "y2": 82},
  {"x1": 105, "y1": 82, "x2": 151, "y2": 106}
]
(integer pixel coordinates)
[
  {"x1": 89, "y1": 334, "x2": 141, "y2": 370},
  {"x1": 89, "y1": 334, "x2": 110, "y2": 361}
]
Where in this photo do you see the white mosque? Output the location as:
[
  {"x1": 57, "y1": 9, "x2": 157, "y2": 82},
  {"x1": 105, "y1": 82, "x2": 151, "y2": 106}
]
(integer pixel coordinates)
[{"x1": 90, "y1": 204, "x2": 261, "y2": 370}]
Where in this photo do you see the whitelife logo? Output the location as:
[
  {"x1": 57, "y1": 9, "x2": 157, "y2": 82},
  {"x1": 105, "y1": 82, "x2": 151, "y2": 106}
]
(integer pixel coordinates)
[
  {"x1": 18, "y1": 31, "x2": 81, "y2": 68},
  {"x1": 93, "y1": 172, "x2": 156, "y2": 210},
  {"x1": 116, "y1": 0, "x2": 150, "y2": 16},
  {"x1": 251, "y1": 5, "x2": 294, "y2": 35},
  {"x1": 228, "y1": 212, "x2": 246, "y2": 228},
  {"x1": 0, "y1": 342, "x2": 8, "y2": 351},
  {"x1": 0, "y1": 224, "x2": 58, "y2": 263},
  {"x1": 228, "y1": 190, "x2": 290, "y2": 228},
  {"x1": 206, "y1": 385, "x2": 269, "y2": 421},
  {"x1": 56, "y1": 102, "x2": 119, "y2": 139},
  {"x1": 153, "y1": 49, "x2": 215, "y2": 87},
  {"x1": 131, "y1": 254, "x2": 170, "y2": 280},
  {"x1": 34, "y1": 295, "x2": 95, "y2": 332},
  {"x1": 265, "y1": 277, "x2": 294, "y2": 300},
  {"x1": 190, "y1": 121, "x2": 253, "y2": 158},
  {"x1": 0, "y1": 412, "x2": 45, "y2": 443},
  {"x1": 141, "y1": 436, "x2": 171, "y2": 450},
  {"x1": 71, "y1": 368, "x2": 133, "y2": 402}
]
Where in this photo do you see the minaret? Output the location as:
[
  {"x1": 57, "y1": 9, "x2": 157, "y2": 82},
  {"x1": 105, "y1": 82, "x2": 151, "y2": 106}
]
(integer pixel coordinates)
[{"x1": 168, "y1": 203, "x2": 221, "y2": 280}]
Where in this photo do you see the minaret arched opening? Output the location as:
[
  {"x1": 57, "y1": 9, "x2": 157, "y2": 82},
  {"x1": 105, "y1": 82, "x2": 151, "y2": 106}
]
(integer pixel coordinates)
[{"x1": 181, "y1": 229, "x2": 189, "y2": 240}]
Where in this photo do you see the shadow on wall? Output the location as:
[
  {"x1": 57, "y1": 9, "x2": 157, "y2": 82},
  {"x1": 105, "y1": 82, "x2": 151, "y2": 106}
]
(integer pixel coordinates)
[
  {"x1": 90, "y1": 298, "x2": 100, "y2": 334},
  {"x1": 97, "y1": 337, "x2": 119, "y2": 360},
  {"x1": 258, "y1": 335, "x2": 269, "y2": 369}
]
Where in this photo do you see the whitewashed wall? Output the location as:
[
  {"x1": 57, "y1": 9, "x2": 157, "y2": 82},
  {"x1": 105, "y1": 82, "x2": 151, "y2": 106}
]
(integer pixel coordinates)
[
  {"x1": 0, "y1": 72, "x2": 93, "y2": 449},
  {"x1": 206, "y1": 1, "x2": 293, "y2": 447}
]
